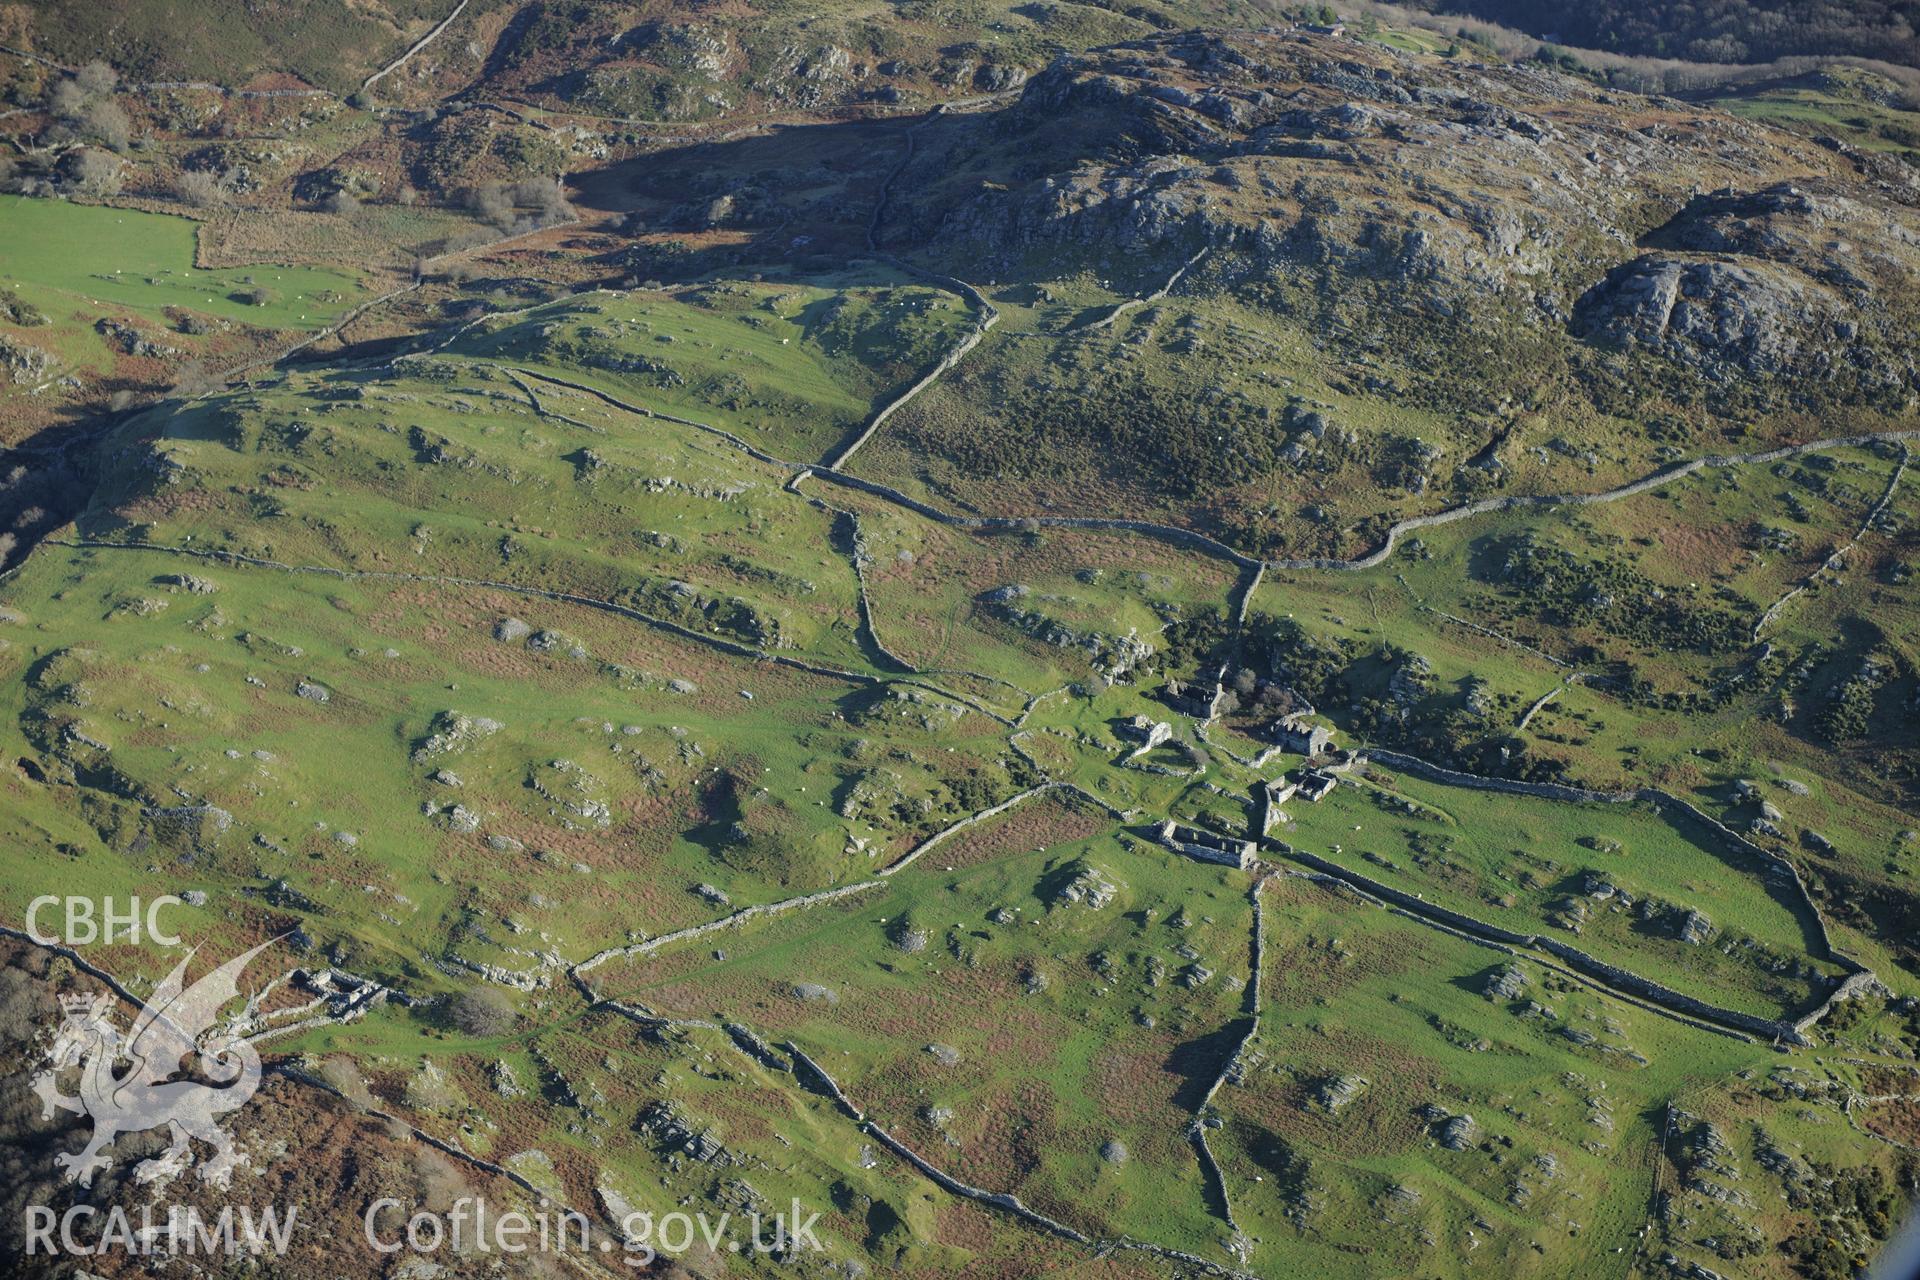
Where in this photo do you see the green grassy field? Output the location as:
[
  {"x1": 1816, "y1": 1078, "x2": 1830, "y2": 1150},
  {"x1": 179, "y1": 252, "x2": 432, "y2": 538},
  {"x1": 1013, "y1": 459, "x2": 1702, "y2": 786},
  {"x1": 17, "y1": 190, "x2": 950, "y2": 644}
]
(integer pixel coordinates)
[
  {"x1": 1278, "y1": 771, "x2": 1846, "y2": 1018},
  {"x1": 5, "y1": 299, "x2": 1914, "y2": 1278},
  {"x1": 592, "y1": 803, "x2": 1240, "y2": 1252},
  {"x1": 1214, "y1": 877, "x2": 1781, "y2": 1279},
  {"x1": 0, "y1": 195, "x2": 369, "y2": 331},
  {"x1": 3, "y1": 19, "x2": 1919, "y2": 1271},
  {"x1": 1715, "y1": 68, "x2": 1920, "y2": 156},
  {"x1": 449, "y1": 280, "x2": 974, "y2": 463}
]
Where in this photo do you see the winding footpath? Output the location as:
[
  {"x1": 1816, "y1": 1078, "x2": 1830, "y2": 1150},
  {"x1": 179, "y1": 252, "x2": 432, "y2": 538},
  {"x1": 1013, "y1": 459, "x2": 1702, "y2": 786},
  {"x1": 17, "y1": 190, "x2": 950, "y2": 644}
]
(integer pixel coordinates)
[{"x1": 1267, "y1": 429, "x2": 1920, "y2": 574}]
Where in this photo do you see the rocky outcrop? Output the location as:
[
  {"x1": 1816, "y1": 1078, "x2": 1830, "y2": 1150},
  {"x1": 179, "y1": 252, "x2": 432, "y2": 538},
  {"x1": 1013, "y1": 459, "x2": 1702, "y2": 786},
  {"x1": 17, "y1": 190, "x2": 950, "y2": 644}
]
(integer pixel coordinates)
[
  {"x1": 1572, "y1": 257, "x2": 1837, "y2": 379},
  {"x1": 1569, "y1": 178, "x2": 1920, "y2": 384},
  {"x1": 926, "y1": 37, "x2": 1824, "y2": 260},
  {"x1": 901, "y1": 30, "x2": 1918, "y2": 402},
  {"x1": 0, "y1": 333, "x2": 56, "y2": 385},
  {"x1": 981, "y1": 586, "x2": 1155, "y2": 683},
  {"x1": 1650, "y1": 182, "x2": 1917, "y2": 287}
]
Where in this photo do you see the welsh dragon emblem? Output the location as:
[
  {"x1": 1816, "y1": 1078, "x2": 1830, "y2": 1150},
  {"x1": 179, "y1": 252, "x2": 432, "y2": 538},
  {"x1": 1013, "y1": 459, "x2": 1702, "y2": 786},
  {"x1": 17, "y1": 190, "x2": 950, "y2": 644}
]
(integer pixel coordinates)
[{"x1": 32, "y1": 937, "x2": 287, "y2": 1188}]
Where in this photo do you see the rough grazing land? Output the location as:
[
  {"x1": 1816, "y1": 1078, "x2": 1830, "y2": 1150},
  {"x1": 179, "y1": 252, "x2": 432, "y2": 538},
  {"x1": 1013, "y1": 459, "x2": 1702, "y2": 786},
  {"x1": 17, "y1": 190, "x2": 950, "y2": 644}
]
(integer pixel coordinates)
[{"x1": 2, "y1": 11, "x2": 1920, "y2": 1280}]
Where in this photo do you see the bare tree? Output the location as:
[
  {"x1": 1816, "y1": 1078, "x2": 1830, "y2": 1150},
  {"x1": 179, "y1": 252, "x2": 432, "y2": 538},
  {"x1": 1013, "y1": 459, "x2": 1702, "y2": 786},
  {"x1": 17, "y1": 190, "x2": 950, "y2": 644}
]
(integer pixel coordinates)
[
  {"x1": 48, "y1": 70, "x2": 131, "y2": 152},
  {"x1": 470, "y1": 178, "x2": 573, "y2": 233},
  {"x1": 73, "y1": 61, "x2": 118, "y2": 95},
  {"x1": 47, "y1": 79, "x2": 88, "y2": 118},
  {"x1": 510, "y1": 178, "x2": 571, "y2": 220},
  {"x1": 90, "y1": 99, "x2": 131, "y2": 152},
  {"x1": 470, "y1": 181, "x2": 515, "y2": 228},
  {"x1": 448, "y1": 988, "x2": 516, "y2": 1037},
  {"x1": 59, "y1": 148, "x2": 124, "y2": 196},
  {"x1": 174, "y1": 169, "x2": 229, "y2": 208}
]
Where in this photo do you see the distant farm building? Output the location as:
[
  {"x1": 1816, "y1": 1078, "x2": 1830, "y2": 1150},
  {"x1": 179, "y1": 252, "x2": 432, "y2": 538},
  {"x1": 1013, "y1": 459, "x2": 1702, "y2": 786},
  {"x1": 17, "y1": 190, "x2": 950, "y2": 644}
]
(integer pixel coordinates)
[
  {"x1": 1162, "y1": 675, "x2": 1227, "y2": 719},
  {"x1": 1156, "y1": 820, "x2": 1258, "y2": 871},
  {"x1": 1272, "y1": 711, "x2": 1334, "y2": 757}
]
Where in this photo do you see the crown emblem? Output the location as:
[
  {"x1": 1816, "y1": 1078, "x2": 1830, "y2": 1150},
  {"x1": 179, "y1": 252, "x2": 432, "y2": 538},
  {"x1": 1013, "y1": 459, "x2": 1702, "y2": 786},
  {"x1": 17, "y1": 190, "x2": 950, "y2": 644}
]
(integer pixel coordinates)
[{"x1": 59, "y1": 993, "x2": 100, "y2": 1017}]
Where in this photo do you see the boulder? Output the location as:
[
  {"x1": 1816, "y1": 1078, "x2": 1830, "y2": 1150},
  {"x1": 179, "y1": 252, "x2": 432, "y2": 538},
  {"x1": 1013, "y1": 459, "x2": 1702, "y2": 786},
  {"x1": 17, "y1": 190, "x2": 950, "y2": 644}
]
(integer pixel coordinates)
[
  {"x1": 1437, "y1": 1114, "x2": 1477, "y2": 1151},
  {"x1": 1314, "y1": 1074, "x2": 1368, "y2": 1114},
  {"x1": 1572, "y1": 256, "x2": 1835, "y2": 379},
  {"x1": 1483, "y1": 965, "x2": 1529, "y2": 1000}
]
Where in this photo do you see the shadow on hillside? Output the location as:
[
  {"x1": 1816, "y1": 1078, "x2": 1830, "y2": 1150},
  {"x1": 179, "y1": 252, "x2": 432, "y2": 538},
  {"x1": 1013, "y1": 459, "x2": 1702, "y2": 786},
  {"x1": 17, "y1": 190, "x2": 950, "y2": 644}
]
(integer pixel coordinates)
[
  {"x1": 567, "y1": 109, "x2": 984, "y2": 282},
  {"x1": 1165, "y1": 1017, "x2": 1252, "y2": 1114}
]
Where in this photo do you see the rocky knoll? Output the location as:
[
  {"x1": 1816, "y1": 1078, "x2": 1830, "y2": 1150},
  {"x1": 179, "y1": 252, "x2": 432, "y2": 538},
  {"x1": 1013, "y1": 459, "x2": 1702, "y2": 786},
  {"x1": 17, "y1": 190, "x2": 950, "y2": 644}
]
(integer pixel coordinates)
[
  {"x1": 899, "y1": 29, "x2": 1920, "y2": 388},
  {"x1": 1572, "y1": 256, "x2": 1839, "y2": 380},
  {"x1": 1572, "y1": 180, "x2": 1920, "y2": 382}
]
